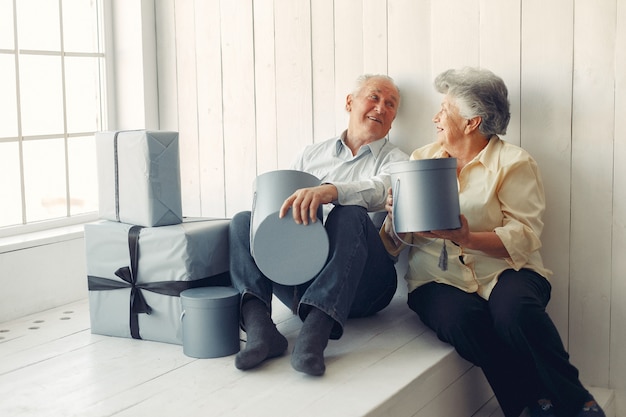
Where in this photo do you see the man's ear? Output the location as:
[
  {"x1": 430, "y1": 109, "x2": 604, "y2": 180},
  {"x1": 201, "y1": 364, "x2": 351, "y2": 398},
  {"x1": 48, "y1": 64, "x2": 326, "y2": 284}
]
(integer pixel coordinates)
[{"x1": 345, "y1": 94, "x2": 353, "y2": 111}]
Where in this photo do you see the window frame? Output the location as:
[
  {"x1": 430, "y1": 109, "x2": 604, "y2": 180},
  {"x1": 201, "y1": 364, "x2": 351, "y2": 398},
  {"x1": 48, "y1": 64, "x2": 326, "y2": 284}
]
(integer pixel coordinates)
[
  {"x1": 1, "y1": 0, "x2": 160, "y2": 241},
  {"x1": 0, "y1": 0, "x2": 115, "y2": 239}
]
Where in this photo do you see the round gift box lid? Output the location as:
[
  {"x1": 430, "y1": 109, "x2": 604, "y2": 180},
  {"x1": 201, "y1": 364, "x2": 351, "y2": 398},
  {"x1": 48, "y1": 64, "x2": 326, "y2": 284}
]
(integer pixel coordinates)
[
  {"x1": 251, "y1": 211, "x2": 329, "y2": 286},
  {"x1": 387, "y1": 157, "x2": 458, "y2": 173},
  {"x1": 180, "y1": 286, "x2": 240, "y2": 308}
]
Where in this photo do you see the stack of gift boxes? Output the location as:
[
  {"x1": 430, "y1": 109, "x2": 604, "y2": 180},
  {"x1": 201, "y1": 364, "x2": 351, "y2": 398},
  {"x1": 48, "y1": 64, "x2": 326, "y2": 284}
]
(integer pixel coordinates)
[{"x1": 85, "y1": 130, "x2": 231, "y2": 345}]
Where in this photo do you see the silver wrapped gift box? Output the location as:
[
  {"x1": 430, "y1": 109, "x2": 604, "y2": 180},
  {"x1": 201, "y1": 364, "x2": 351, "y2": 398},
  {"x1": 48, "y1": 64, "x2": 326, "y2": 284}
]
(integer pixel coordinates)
[
  {"x1": 96, "y1": 130, "x2": 183, "y2": 227},
  {"x1": 85, "y1": 218, "x2": 231, "y2": 344}
]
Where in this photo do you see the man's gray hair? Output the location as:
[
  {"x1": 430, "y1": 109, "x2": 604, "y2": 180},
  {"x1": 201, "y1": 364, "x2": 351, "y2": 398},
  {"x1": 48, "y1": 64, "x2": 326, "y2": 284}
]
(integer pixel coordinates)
[{"x1": 352, "y1": 74, "x2": 401, "y2": 105}]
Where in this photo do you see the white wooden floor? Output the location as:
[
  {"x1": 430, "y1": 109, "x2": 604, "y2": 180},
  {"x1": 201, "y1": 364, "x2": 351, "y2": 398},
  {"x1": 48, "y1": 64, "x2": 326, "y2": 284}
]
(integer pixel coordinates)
[{"x1": 0, "y1": 288, "x2": 615, "y2": 417}]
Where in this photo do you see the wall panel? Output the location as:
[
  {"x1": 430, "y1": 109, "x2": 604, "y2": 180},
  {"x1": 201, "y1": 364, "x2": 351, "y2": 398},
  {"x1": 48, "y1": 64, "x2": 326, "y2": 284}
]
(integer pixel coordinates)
[
  {"x1": 387, "y1": 0, "x2": 433, "y2": 154},
  {"x1": 0, "y1": 238, "x2": 86, "y2": 321},
  {"x1": 569, "y1": 0, "x2": 616, "y2": 387},
  {"x1": 520, "y1": 0, "x2": 574, "y2": 341},
  {"x1": 220, "y1": 1, "x2": 257, "y2": 214},
  {"x1": 363, "y1": 0, "x2": 389, "y2": 75},
  {"x1": 274, "y1": 0, "x2": 313, "y2": 169},
  {"x1": 195, "y1": 0, "x2": 226, "y2": 216},
  {"x1": 612, "y1": 0, "x2": 626, "y2": 410},
  {"x1": 430, "y1": 0, "x2": 480, "y2": 74},
  {"x1": 310, "y1": 0, "x2": 337, "y2": 143},
  {"x1": 173, "y1": 0, "x2": 201, "y2": 216},
  {"x1": 333, "y1": 0, "x2": 365, "y2": 134},
  {"x1": 155, "y1": 0, "x2": 178, "y2": 131},
  {"x1": 479, "y1": 0, "x2": 521, "y2": 147},
  {"x1": 253, "y1": 0, "x2": 278, "y2": 176}
]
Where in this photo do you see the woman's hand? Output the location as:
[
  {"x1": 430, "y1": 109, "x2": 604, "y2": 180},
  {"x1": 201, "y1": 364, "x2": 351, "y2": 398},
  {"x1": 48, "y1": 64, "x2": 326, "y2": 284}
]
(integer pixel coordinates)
[
  {"x1": 418, "y1": 214, "x2": 470, "y2": 245},
  {"x1": 384, "y1": 187, "x2": 394, "y2": 218},
  {"x1": 384, "y1": 187, "x2": 408, "y2": 244},
  {"x1": 419, "y1": 214, "x2": 510, "y2": 258}
]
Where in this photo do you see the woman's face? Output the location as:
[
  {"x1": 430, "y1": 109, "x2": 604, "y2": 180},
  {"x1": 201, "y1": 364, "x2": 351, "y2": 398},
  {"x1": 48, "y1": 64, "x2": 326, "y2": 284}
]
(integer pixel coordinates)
[{"x1": 433, "y1": 95, "x2": 467, "y2": 147}]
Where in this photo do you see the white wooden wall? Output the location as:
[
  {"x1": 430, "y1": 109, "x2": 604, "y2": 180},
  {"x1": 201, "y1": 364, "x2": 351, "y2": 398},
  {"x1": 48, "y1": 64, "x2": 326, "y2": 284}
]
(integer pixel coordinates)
[{"x1": 153, "y1": 0, "x2": 625, "y2": 414}]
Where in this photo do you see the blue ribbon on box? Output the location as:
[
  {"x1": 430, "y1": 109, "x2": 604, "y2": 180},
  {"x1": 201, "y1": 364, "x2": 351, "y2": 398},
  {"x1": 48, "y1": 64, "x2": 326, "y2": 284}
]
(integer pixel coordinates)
[{"x1": 88, "y1": 225, "x2": 230, "y2": 340}]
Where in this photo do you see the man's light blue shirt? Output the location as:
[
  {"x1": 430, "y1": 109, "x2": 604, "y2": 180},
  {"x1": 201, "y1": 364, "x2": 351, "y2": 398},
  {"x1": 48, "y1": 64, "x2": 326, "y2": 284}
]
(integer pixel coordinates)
[{"x1": 291, "y1": 130, "x2": 409, "y2": 216}]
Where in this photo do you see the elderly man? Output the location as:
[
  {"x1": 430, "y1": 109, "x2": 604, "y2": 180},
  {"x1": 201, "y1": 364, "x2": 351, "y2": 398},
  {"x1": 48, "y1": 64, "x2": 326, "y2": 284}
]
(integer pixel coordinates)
[{"x1": 229, "y1": 74, "x2": 408, "y2": 376}]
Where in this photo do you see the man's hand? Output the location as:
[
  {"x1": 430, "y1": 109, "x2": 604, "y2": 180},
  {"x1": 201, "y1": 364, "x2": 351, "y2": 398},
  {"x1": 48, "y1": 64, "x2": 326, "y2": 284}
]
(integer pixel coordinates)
[{"x1": 279, "y1": 184, "x2": 338, "y2": 225}]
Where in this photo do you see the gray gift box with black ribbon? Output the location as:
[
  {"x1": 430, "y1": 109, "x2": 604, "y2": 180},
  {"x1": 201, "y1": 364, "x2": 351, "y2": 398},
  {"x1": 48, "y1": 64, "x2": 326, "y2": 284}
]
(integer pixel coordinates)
[
  {"x1": 96, "y1": 130, "x2": 183, "y2": 227},
  {"x1": 84, "y1": 218, "x2": 231, "y2": 345}
]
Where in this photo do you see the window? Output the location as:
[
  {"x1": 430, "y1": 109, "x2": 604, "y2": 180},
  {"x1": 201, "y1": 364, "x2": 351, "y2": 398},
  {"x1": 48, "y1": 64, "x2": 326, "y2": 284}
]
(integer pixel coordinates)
[{"x1": 0, "y1": 0, "x2": 106, "y2": 235}]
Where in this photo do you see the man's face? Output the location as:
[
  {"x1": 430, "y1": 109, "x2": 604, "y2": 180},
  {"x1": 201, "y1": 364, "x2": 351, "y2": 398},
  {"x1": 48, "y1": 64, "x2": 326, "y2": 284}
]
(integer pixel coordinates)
[{"x1": 346, "y1": 78, "x2": 400, "y2": 142}]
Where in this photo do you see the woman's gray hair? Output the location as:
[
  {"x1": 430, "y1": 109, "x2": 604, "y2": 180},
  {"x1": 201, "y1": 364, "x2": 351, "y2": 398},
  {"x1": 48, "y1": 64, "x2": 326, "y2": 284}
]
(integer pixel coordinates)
[
  {"x1": 434, "y1": 67, "x2": 510, "y2": 136},
  {"x1": 352, "y1": 74, "x2": 401, "y2": 106}
]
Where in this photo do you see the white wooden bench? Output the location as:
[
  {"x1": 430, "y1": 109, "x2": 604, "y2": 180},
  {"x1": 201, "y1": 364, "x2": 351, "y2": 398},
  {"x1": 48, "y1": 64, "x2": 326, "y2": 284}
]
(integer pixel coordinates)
[
  {"x1": 0, "y1": 272, "x2": 614, "y2": 417},
  {"x1": 0, "y1": 282, "x2": 498, "y2": 417}
]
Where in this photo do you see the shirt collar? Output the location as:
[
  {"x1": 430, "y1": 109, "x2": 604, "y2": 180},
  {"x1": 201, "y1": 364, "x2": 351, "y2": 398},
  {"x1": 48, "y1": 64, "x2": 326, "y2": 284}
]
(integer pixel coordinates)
[
  {"x1": 476, "y1": 135, "x2": 502, "y2": 172},
  {"x1": 335, "y1": 130, "x2": 389, "y2": 159},
  {"x1": 432, "y1": 135, "x2": 503, "y2": 172}
]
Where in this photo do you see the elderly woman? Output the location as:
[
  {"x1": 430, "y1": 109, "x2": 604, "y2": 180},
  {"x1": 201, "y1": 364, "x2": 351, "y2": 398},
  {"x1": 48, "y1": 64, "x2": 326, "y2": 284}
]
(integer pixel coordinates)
[{"x1": 381, "y1": 67, "x2": 604, "y2": 417}]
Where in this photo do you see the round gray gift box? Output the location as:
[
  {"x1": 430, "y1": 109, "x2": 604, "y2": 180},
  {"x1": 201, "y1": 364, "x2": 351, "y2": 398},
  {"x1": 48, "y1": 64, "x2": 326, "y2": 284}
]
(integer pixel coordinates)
[
  {"x1": 250, "y1": 170, "x2": 330, "y2": 286},
  {"x1": 389, "y1": 158, "x2": 461, "y2": 233},
  {"x1": 180, "y1": 286, "x2": 240, "y2": 359}
]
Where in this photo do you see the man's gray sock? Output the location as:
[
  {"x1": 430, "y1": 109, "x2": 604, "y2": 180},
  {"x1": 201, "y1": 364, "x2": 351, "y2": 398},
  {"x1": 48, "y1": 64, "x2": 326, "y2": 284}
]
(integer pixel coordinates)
[
  {"x1": 235, "y1": 297, "x2": 288, "y2": 370},
  {"x1": 291, "y1": 307, "x2": 334, "y2": 376}
]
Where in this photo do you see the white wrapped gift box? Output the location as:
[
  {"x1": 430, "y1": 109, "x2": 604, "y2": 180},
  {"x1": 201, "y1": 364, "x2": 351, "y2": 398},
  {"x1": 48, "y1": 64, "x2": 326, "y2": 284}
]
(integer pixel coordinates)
[
  {"x1": 85, "y1": 218, "x2": 231, "y2": 344},
  {"x1": 96, "y1": 130, "x2": 183, "y2": 227}
]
